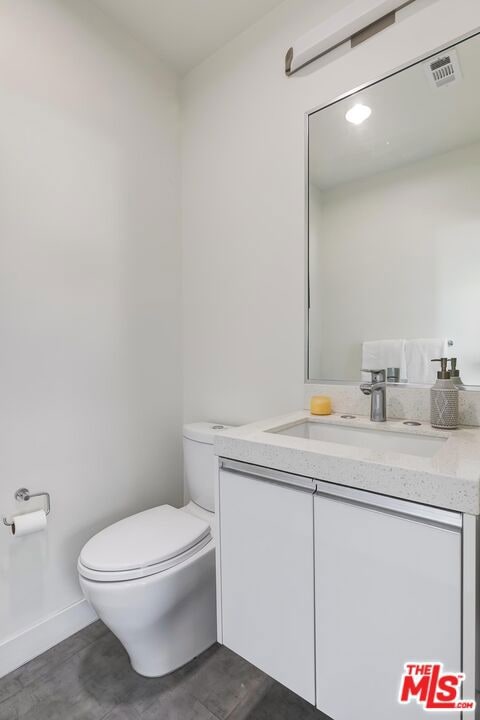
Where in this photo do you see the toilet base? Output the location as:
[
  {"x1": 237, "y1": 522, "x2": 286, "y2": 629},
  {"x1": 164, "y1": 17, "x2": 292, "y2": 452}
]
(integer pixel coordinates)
[
  {"x1": 80, "y1": 539, "x2": 216, "y2": 678},
  {"x1": 130, "y1": 637, "x2": 216, "y2": 678}
]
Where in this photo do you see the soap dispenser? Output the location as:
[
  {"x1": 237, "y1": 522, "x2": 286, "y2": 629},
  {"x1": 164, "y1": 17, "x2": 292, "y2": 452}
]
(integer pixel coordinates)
[
  {"x1": 430, "y1": 358, "x2": 459, "y2": 430},
  {"x1": 449, "y1": 357, "x2": 465, "y2": 388}
]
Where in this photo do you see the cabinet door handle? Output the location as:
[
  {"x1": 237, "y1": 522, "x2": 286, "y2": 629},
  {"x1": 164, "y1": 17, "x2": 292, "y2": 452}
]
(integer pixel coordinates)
[
  {"x1": 219, "y1": 459, "x2": 315, "y2": 493},
  {"x1": 315, "y1": 480, "x2": 462, "y2": 531}
]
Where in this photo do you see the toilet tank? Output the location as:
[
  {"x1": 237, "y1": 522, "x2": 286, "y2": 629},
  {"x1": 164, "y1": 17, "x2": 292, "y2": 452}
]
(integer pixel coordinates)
[{"x1": 183, "y1": 423, "x2": 231, "y2": 512}]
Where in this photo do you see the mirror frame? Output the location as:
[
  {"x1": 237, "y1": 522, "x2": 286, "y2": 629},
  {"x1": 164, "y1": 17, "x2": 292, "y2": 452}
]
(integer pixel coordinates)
[{"x1": 305, "y1": 28, "x2": 480, "y2": 389}]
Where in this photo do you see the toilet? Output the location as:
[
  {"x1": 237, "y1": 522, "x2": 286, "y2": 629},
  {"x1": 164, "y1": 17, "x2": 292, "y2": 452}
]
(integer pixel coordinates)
[{"x1": 78, "y1": 422, "x2": 230, "y2": 677}]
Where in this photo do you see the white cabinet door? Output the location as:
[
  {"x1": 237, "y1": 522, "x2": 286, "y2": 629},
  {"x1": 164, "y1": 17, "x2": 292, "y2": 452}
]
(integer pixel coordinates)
[
  {"x1": 219, "y1": 464, "x2": 315, "y2": 703},
  {"x1": 315, "y1": 489, "x2": 462, "y2": 720}
]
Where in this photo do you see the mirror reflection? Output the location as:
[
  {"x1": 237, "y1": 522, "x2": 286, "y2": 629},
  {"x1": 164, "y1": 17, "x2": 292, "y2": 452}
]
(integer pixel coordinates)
[{"x1": 308, "y1": 32, "x2": 480, "y2": 387}]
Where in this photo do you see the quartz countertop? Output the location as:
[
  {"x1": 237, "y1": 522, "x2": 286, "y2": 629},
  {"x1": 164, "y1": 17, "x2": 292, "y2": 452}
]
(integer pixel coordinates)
[{"x1": 214, "y1": 411, "x2": 480, "y2": 515}]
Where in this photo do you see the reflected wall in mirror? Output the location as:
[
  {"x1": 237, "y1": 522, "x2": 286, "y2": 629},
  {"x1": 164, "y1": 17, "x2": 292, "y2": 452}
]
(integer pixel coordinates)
[{"x1": 307, "y1": 32, "x2": 480, "y2": 387}]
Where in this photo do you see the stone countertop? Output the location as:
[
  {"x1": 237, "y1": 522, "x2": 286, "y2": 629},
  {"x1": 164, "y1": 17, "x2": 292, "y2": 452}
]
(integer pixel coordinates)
[{"x1": 214, "y1": 411, "x2": 480, "y2": 515}]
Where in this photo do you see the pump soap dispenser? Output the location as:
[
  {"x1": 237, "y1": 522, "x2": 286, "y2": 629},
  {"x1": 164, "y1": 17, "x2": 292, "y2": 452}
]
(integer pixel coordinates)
[{"x1": 430, "y1": 358, "x2": 459, "y2": 430}]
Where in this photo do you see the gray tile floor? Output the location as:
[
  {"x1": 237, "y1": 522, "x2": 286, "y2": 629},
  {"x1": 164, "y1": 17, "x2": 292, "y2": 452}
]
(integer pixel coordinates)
[{"x1": 0, "y1": 622, "x2": 330, "y2": 719}]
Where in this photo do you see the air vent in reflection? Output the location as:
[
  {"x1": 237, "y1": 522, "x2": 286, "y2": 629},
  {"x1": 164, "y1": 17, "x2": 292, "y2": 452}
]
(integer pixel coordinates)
[{"x1": 424, "y1": 49, "x2": 462, "y2": 88}]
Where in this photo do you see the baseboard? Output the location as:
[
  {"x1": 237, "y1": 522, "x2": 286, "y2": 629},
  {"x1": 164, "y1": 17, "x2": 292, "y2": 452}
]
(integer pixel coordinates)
[{"x1": 0, "y1": 599, "x2": 97, "y2": 678}]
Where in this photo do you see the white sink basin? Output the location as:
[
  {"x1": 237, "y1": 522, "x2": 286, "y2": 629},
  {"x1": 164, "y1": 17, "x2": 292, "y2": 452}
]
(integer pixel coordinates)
[{"x1": 270, "y1": 421, "x2": 447, "y2": 458}]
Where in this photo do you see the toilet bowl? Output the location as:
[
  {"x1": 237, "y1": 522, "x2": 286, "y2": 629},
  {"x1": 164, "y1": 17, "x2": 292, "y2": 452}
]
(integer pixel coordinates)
[{"x1": 78, "y1": 422, "x2": 230, "y2": 677}]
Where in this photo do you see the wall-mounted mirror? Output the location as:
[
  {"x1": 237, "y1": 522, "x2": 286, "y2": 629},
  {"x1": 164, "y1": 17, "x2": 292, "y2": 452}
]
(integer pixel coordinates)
[{"x1": 307, "y1": 31, "x2": 480, "y2": 387}]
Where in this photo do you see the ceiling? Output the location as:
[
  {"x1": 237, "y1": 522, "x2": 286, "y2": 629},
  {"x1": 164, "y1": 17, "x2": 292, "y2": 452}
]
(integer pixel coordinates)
[
  {"x1": 309, "y1": 33, "x2": 480, "y2": 190},
  {"x1": 90, "y1": 0, "x2": 285, "y2": 74}
]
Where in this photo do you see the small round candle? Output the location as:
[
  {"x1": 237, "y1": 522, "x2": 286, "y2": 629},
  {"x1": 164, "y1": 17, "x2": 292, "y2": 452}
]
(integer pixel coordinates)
[{"x1": 310, "y1": 395, "x2": 332, "y2": 416}]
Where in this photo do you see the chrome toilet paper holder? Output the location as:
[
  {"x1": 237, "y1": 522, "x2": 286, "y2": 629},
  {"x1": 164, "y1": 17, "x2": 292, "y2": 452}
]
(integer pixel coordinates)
[{"x1": 3, "y1": 488, "x2": 51, "y2": 527}]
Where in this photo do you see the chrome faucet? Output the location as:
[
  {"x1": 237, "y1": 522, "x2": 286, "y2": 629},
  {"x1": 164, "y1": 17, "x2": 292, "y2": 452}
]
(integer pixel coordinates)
[{"x1": 360, "y1": 369, "x2": 387, "y2": 422}]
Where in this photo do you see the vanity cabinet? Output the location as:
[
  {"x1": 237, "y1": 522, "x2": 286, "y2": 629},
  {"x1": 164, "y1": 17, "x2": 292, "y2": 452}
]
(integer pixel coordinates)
[
  {"x1": 217, "y1": 459, "x2": 467, "y2": 720},
  {"x1": 315, "y1": 483, "x2": 462, "y2": 720},
  {"x1": 218, "y1": 461, "x2": 316, "y2": 703}
]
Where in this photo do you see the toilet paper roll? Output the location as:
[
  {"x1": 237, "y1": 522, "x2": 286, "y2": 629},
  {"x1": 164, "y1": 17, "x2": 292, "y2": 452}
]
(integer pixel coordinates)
[{"x1": 11, "y1": 510, "x2": 47, "y2": 537}]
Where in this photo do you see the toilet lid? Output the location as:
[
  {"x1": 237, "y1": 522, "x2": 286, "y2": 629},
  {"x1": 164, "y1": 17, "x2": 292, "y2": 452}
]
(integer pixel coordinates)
[{"x1": 79, "y1": 505, "x2": 211, "y2": 573}]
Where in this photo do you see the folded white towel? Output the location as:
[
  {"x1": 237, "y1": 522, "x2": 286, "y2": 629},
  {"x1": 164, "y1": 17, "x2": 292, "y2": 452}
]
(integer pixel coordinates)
[
  {"x1": 405, "y1": 338, "x2": 449, "y2": 385},
  {"x1": 361, "y1": 339, "x2": 407, "y2": 382}
]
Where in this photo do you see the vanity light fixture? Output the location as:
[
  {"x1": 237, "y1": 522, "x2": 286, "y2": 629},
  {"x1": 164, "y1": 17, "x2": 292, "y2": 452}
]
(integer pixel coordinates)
[
  {"x1": 345, "y1": 103, "x2": 372, "y2": 125},
  {"x1": 285, "y1": 0, "x2": 435, "y2": 76}
]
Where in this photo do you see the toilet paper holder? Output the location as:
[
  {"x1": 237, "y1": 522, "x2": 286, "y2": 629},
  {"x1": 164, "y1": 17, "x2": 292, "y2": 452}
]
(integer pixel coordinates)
[{"x1": 3, "y1": 488, "x2": 51, "y2": 527}]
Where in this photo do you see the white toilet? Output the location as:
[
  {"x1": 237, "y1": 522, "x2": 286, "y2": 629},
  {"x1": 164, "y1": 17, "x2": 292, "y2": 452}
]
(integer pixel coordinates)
[{"x1": 78, "y1": 422, "x2": 230, "y2": 677}]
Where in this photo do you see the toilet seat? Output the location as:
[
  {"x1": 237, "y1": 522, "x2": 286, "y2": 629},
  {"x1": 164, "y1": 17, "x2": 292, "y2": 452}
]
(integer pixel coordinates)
[{"x1": 78, "y1": 505, "x2": 213, "y2": 583}]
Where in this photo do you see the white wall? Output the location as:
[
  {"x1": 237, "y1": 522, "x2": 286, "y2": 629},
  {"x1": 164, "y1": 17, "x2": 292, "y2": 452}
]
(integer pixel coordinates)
[
  {"x1": 0, "y1": 0, "x2": 182, "y2": 669},
  {"x1": 310, "y1": 141, "x2": 480, "y2": 383},
  {"x1": 181, "y1": 0, "x2": 480, "y2": 425}
]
